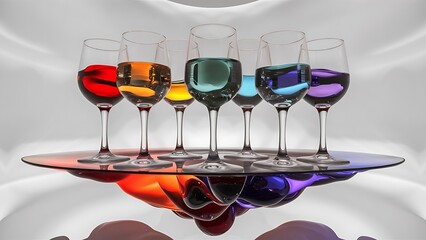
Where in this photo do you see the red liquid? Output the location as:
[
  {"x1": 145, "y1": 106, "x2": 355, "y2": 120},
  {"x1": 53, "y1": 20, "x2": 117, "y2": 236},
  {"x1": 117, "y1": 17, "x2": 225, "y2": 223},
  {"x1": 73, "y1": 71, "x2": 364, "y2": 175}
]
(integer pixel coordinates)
[{"x1": 78, "y1": 64, "x2": 123, "y2": 106}]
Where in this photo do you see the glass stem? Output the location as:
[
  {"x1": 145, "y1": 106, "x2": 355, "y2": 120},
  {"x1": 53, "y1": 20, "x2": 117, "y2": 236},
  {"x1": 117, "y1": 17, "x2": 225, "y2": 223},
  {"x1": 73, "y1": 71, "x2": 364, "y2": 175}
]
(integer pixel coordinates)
[
  {"x1": 207, "y1": 107, "x2": 220, "y2": 161},
  {"x1": 98, "y1": 106, "x2": 111, "y2": 154},
  {"x1": 317, "y1": 108, "x2": 329, "y2": 155},
  {"x1": 276, "y1": 107, "x2": 289, "y2": 158},
  {"x1": 242, "y1": 108, "x2": 253, "y2": 151},
  {"x1": 138, "y1": 107, "x2": 151, "y2": 158},
  {"x1": 174, "y1": 107, "x2": 185, "y2": 152}
]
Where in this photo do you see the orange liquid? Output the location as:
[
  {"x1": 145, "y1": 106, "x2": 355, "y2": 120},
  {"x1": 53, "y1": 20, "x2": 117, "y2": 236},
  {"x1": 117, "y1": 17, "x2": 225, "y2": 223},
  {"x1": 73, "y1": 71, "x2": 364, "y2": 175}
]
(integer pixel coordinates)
[{"x1": 117, "y1": 61, "x2": 171, "y2": 106}]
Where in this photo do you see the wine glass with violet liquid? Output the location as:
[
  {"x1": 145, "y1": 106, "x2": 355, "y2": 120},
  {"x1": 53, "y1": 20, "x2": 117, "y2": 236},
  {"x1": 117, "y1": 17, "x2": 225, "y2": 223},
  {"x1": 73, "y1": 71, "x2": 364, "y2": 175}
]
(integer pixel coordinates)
[{"x1": 297, "y1": 38, "x2": 350, "y2": 165}]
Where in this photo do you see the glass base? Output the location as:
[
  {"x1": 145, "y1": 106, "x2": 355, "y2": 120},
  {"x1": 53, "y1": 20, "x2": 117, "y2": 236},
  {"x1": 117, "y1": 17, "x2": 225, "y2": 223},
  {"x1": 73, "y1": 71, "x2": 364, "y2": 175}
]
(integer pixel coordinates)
[
  {"x1": 157, "y1": 150, "x2": 203, "y2": 160},
  {"x1": 113, "y1": 157, "x2": 173, "y2": 170},
  {"x1": 297, "y1": 153, "x2": 350, "y2": 165},
  {"x1": 183, "y1": 161, "x2": 244, "y2": 173},
  {"x1": 78, "y1": 152, "x2": 130, "y2": 164},
  {"x1": 223, "y1": 150, "x2": 269, "y2": 161},
  {"x1": 252, "y1": 156, "x2": 313, "y2": 170}
]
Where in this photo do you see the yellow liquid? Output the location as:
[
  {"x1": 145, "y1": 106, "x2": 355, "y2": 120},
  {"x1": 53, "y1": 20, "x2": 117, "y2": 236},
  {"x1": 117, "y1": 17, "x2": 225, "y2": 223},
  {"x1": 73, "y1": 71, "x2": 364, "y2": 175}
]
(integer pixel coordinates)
[
  {"x1": 117, "y1": 61, "x2": 171, "y2": 106},
  {"x1": 164, "y1": 81, "x2": 194, "y2": 107}
]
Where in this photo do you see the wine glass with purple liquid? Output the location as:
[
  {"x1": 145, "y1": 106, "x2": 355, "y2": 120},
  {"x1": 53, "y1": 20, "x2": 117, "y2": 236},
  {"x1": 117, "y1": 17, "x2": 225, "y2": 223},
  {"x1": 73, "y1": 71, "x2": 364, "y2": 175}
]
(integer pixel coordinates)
[
  {"x1": 224, "y1": 39, "x2": 268, "y2": 161},
  {"x1": 297, "y1": 38, "x2": 350, "y2": 165},
  {"x1": 77, "y1": 38, "x2": 129, "y2": 164}
]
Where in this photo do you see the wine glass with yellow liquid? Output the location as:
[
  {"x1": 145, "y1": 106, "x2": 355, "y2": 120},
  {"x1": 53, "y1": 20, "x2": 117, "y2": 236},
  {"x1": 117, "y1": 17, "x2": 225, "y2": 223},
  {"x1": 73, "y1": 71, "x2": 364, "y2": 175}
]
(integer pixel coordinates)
[
  {"x1": 157, "y1": 40, "x2": 202, "y2": 160},
  {"x1": 113, "y1": 31, "x2": 172, "y2": 170}
]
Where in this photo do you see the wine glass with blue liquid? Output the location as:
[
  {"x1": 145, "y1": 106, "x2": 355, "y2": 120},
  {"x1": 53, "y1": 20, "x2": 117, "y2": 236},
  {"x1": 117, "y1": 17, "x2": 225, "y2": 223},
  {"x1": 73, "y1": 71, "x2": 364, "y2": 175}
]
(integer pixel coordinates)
[
  {"x1": 224, "y1": 39, "x2": 268, "y2": 161},
  {"x1": 297, "y1": 38, "x2": 350, "y2": 165},
  {"x1": 183, "y1": 24, "x2": 243, "y2": 173},
  {"x1": 253, "y1": 30, "x2": 313, "y2": 170}
]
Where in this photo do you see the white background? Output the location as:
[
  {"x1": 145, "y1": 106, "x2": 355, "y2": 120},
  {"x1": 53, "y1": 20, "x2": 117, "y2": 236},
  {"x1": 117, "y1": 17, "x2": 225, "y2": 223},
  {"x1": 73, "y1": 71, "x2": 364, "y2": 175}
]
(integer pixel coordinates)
[{"x1": 0, "y1": 0, "x2": 425, "y2": 239}]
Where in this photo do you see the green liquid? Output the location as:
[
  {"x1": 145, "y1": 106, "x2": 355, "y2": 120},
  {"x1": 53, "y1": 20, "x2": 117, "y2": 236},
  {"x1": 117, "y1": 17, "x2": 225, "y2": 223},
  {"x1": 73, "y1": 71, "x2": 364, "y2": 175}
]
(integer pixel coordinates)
[{"x1": 185, "y1": 58, "x2": 242, "y2": 109}]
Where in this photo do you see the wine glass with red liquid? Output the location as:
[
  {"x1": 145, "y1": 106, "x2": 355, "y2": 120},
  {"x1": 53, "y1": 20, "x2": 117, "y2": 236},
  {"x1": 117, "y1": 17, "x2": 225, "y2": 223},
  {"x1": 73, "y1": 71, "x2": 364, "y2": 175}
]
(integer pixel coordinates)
[
  {"x1": 253, "y1": 30, "x2": 313, "y2": 170},
  {"x1": 157, "y1": 40, "x2": 202, "y2": 160},
  {"x1": 297, "y1": 38, "x2": 350, "y2": 165},
  {"x1": 77, "y1": 38, "x2": 129, "y2": 164},
  {"x1": 224, "y1": 39, "x2": 268, "y2": 161},
  {"x1": 113, "y1": 31, "x2": 172, "y2": 170}
]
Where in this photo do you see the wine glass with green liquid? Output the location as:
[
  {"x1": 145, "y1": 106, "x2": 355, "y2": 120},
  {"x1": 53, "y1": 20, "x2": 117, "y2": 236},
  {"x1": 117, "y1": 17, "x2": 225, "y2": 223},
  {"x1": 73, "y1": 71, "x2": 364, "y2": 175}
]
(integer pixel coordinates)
[
  {"x1": 224, "y1": 39, "x2": 268, "y2": 161},
  {"x1": 183, "y1": 24, "x2": 243, "y2": 173},
  {"x1": 157, "y1": 40, "x2": 202, "y2": 160}
]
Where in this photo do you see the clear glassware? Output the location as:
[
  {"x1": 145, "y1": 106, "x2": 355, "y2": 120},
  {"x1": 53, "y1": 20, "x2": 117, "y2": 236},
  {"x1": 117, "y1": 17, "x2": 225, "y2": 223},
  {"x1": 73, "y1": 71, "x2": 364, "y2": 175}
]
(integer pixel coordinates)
[
  {"x1": 297, "y1": 38, "x2": 350, "y2": 165},
  {"x1": 224, "y1": 39, "x2": 268, "y2": 161},
  {"x1": 183, "y1": 24, "x2": 243, "y2": 173},
  {"x1": 157, "y1": 40, "x2": 202, "y2": 160},
  {"x1": 113, "y1": 31, "x2": 172, "y2": 170},
  {"x1": 77, "y1": 38, "x2": 130, "y2": 164},
  {"x1": 252, "y1": 31, "x2": 313, "y2": 170}
]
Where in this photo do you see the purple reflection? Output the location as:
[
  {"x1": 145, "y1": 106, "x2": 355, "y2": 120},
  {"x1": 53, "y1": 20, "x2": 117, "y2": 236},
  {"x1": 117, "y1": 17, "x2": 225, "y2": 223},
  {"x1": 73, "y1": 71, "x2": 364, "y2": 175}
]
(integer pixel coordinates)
[{"x1": 308, "y1": 84, "x2": 344, "y2": 97}]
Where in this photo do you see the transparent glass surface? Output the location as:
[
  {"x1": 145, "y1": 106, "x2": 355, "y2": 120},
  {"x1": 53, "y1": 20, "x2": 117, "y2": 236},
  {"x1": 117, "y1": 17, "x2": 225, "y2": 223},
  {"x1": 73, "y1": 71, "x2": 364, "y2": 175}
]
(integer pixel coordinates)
[{"x1": 22, "y1": 149, "x2": 404, "y2": 175}]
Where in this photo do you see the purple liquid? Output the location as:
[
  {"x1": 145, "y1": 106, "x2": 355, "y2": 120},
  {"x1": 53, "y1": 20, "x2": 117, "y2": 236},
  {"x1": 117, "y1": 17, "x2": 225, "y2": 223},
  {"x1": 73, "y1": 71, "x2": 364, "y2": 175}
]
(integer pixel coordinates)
[{"x1": 304, "y1": 69, "x2": 349, "y2": 107}]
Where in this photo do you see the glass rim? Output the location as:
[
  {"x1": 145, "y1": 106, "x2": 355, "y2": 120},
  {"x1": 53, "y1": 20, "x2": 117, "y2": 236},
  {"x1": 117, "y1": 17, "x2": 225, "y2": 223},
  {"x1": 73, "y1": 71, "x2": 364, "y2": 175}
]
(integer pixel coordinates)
[
  {"x1": 260, "y1": 30, "x2": 306, "y2": 46},
  {"x1": 190, "y1": 23, "x2": 237, "y2": 40},
  {"x1": 83, "y1": 38, "x2": 121, "y2": 51},
  {"x1": 122, "y1": 30, "x2": 167, "y2": 45},
  {"x1": 303, "y1": 38, "x2": 345, "y2": 51}
]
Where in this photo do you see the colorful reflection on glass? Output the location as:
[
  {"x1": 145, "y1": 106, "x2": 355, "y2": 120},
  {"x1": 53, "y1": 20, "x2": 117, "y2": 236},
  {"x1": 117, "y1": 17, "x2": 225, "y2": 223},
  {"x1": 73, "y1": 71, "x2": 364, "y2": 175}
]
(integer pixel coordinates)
[{"x1": 110, "y1": 171, "x2": 355, "y2": 235}]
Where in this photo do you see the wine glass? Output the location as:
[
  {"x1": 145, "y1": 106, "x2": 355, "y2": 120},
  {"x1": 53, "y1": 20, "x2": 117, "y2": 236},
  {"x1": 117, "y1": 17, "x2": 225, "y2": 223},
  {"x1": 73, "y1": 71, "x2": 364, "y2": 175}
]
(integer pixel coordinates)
[
  {"x1": 77, "y1": 38, "x2": 130, "y2": 164},
  {"x1": 253, "y1": 30, "x2": 313, "y2": 170},
  {"x1": 183, "y1": 24, "x2": 243, "y2": 173},
  {"x1": 224, "y1": 39, "x2": 268, "y2": 160},
  {"x1": 113, "y1": 31, "x2": 172, "y2": 170},
  {"x1": 297, "y1": 38, "x2": 350, "y2": 165},
  {"x1": 157, "y1": 40, "x2": 202, "y2": 160}
]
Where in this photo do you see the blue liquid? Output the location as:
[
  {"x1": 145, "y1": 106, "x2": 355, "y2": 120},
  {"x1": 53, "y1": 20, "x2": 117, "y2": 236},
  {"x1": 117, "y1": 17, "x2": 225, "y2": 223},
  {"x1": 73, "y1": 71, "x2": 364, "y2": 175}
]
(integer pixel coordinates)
[
  {"x1": 232, "y1": 75, "x2": 262, "y2": 108},
  {"x1": 256, "y1": 63, "x2": 311, "y2": 107},
  {"x1": 239, "y1": 75, "x2": 257, "y2": 97}
]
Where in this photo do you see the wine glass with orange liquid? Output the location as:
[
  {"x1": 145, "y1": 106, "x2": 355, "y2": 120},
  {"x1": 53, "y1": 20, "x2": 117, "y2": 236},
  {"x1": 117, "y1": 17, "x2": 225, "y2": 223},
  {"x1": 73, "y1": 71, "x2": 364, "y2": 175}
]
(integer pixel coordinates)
[
  {"x1": 157, "y1": 40, "x2": 202, "y2": 160},
  {"x1": 77, "y1": 38, "x2": 129, "y2": 164},
  {"x1": 113, "y1": 31, "x2": 172, "y2": 170}
]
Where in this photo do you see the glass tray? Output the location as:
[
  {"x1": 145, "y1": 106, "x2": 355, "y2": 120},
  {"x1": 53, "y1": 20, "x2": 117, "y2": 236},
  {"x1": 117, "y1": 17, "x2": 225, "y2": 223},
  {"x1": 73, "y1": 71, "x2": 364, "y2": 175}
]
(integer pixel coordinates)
[
  {"x1": 21, "y1": 148, "x2": 404, "y2": 236},
  {"x1": 22, "y1": 148, "x2": 404, "y2": 176}
]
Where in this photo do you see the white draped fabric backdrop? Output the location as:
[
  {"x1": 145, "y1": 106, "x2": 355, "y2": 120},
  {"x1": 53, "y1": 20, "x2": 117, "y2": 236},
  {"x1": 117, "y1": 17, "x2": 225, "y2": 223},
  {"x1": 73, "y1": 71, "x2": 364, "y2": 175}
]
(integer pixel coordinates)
[{"x1": 0, "y1": 0, "x2": 425, "y2": 239}]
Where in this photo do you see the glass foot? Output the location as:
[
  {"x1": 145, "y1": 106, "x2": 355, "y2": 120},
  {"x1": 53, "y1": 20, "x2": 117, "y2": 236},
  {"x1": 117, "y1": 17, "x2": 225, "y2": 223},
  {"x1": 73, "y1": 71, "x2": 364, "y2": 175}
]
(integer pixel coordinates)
[
  {"x1": 252, "y1": 156, "x2": 313, "y2": 170},
  {"x1": 224, "y1": 150, "x2": 269, "y2": 160},
  {"x1": 113, "y1": 157, "x2": 173, "y2": 170},
  {"x1": 183, "y1": 161, "x2": 244, "y2": 174},
  {"x1": 297, "y1": 153, "x2": 350, "y2": 165},
  {"x1": 78, "y1": 152, "x2": 130, "y2": 164},
  {"x1": 157, "y1": 150, "x2": 203, "y2": 160}
]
